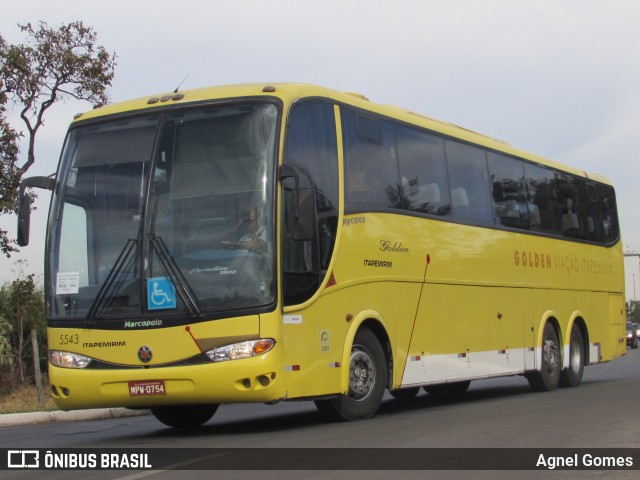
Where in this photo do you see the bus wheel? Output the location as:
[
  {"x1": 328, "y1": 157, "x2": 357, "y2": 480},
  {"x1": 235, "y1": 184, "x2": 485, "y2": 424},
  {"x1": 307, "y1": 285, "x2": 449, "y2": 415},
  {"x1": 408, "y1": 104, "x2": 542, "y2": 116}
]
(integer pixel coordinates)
[
  {"x1": 315, "y1": 328, "x2": 387, "y2": 421},
  {"x1": 559, "y1": 324, "x2": 585, "y2": 388},
  {"x1": 527, "y1": 322, "x2": 561, "y2": 392},
  {"x1": 151, "y1": 404, "x2": 218, "y2": 428},
  {"x1": 390, "y1": 387, "x2": 420, "y2": 399}
]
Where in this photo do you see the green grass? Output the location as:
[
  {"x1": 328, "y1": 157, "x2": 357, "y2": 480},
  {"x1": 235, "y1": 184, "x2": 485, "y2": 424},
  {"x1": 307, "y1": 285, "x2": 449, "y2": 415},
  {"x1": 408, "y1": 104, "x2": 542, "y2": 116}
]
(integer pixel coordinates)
[{"x1": 0, "y1": 384, "x2": 57, "y2": 414}]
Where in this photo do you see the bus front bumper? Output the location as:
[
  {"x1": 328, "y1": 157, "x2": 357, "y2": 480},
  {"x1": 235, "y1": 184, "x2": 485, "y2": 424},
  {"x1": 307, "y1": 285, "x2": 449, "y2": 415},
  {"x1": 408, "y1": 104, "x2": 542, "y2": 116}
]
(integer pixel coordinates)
[{"x1": 48, "y1": 352, "x2": 285, "y2": 411}]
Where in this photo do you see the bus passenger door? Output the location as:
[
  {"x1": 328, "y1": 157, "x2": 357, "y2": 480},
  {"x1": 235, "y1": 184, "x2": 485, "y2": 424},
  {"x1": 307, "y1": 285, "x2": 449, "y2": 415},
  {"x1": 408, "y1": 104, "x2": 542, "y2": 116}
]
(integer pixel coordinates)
[{"x1": 280, "y1": 100, "x2": 341, "y2": 399}]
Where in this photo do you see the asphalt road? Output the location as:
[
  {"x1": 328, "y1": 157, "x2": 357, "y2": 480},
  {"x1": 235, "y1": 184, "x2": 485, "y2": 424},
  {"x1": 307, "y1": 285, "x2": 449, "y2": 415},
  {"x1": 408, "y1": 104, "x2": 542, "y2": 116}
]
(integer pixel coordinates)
[{"x1": 2, "y1": 347, "x2": 639, "y2": 479}]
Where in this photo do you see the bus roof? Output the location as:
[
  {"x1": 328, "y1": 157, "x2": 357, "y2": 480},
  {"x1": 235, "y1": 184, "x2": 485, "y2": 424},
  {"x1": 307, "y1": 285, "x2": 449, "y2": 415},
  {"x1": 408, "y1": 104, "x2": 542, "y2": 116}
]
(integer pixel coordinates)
[{"x1": 73, "y1": 82, "x2": 611, "y2": 186}]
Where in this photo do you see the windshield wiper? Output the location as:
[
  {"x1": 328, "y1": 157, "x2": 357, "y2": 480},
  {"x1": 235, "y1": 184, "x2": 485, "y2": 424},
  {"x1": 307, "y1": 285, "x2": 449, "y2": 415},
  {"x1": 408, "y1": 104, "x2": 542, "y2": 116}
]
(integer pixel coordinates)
[
  {"x1": 148, "y1": 233, "x2": 201, "y2": 316},
  {"x1": 147, "y1": 182, "x2": 201, "y2": 316},
  {"x1": 86, "y1": 239, "x2": 137, "y2": 320}
]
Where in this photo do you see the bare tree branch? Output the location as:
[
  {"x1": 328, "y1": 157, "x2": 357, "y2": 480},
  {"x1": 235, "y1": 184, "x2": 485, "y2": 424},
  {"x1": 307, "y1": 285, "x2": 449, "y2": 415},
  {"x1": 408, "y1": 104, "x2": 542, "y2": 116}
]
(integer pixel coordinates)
[{"x1": 0, "y1": 21, "x2": 116, "y2": 255}]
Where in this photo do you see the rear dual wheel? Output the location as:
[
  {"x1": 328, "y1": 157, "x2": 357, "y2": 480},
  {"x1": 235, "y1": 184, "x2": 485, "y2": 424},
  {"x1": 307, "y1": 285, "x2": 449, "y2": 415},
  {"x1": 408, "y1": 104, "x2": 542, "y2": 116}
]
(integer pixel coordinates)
[{"x1": 559, "y1": 324, "x2": 585, "y2": 388}]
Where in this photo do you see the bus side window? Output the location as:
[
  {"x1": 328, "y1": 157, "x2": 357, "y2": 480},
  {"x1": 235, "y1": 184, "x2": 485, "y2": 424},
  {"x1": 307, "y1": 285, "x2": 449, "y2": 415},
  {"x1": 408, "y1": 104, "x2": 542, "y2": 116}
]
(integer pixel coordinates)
[
  {"x1": 395, "y1": 125, "x2": 450, "y2": 216},
  {"x1": 487, "y1": 152, "x2": 528, "y2": 229},
  {"x1": 556, "y1": 174, "x2": 588, "y2": 240},
  {"x1": 444, "y1": 140, "x2": 493, "y2": 225},
  {"x1": 599, "y1": 185, "x2": 619, "y2": 243},
  {"x1": 524, "y1": 163, "x2": 558, "y2": 234},
  {"x1": 343, "y1": 109, "x2": 400, "y2": 211},
  {"x1": 584, "y1": 181, "x2": 603, "y2": 242}
]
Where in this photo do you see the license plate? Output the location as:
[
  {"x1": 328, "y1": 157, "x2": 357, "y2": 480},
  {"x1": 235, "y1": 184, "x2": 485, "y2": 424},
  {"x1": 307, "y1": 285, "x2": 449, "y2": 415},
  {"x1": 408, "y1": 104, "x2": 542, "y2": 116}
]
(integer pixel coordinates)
[{"x1": 128, "y1": 380, "x2": 166, "y2": 396}]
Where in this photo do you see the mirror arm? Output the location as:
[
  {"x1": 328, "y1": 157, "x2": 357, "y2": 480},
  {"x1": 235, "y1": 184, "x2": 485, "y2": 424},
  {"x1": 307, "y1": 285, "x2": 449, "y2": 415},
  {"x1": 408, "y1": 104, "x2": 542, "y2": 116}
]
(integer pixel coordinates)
[{"x1": 19, "y1": 175, "x2": 55, "y2": 195}]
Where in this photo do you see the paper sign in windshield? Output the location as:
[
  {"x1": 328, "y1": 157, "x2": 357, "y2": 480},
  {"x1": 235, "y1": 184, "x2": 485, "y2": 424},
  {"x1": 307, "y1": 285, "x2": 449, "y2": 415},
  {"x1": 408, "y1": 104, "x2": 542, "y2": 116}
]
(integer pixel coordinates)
[{"x1": 56, "y1": 271, "x2": 80, "y2": 295}]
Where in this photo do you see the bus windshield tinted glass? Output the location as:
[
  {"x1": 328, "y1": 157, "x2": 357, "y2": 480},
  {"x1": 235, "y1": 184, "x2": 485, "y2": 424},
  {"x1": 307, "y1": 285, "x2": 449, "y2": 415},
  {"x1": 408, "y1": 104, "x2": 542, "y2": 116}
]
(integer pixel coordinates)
[
  {"x1": 148, "y1": 104, "x2": 277, "y2": 312},
  {"x1": 48, "y1": 103, "x2": 278, "y2": 320}
]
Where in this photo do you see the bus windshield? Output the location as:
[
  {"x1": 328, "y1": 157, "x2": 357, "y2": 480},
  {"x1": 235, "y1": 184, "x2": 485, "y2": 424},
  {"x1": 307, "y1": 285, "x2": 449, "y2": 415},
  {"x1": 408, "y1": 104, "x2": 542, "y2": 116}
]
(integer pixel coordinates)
[{"x1": 48, "y1": 102, "x2": 278, "y2": 320}]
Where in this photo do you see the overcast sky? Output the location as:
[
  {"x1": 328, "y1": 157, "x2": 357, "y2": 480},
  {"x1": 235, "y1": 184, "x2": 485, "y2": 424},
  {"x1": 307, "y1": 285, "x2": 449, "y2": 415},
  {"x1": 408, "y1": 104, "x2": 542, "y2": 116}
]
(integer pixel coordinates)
[{"x1": 2, "y1": 0, "x2": 640, "y2": 299}]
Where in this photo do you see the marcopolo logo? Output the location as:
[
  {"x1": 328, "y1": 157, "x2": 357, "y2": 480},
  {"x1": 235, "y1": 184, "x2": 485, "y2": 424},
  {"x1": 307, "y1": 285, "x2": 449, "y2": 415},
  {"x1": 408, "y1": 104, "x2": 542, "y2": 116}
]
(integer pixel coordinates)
[
  {"x1": 123, "y1": 319, "x2": 163, "y2": 329},
  {"x1": 8, "y1": 450, "x2": 39, "y2": 468}
]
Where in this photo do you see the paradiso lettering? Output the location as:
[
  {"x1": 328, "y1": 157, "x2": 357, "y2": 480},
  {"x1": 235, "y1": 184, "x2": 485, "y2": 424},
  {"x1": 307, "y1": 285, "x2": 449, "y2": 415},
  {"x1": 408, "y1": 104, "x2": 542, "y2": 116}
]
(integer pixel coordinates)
[{"x1": 514, "y1": 250, "x2": 613, "y2": 274}]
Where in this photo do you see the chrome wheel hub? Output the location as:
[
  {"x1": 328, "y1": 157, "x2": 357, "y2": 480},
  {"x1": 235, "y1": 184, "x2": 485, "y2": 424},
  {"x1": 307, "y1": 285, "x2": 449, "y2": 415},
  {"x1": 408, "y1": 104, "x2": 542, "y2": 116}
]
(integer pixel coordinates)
[
  {"x1": 543, "y1": 337, "x2": 560, "y2": 373},
  {"x1": 349, "y1": 347, "x2": 376, "y2": 401}
]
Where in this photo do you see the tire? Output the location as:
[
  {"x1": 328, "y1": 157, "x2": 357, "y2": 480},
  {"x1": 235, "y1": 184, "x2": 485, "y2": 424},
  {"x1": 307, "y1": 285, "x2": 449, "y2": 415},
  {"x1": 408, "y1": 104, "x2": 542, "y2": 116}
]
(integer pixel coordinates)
[
  {"x1": 390, "y1": 387, "x2": 420, "y2": 399},
  {"x1": 559, "y1": 324, "x2": 585, "y2": 388},
  {"x1": 527, "y1": 322, "x2": 561, "y2": 392},
  {"x1": 151, "y1": 404, "x2": 218, "y2": 428},
  {"x1": 315, "y1": 328, "x2": 387, "y2": 421},
  {"x1": 423, "y1": 380, "x2": 471, "y2": 396}
]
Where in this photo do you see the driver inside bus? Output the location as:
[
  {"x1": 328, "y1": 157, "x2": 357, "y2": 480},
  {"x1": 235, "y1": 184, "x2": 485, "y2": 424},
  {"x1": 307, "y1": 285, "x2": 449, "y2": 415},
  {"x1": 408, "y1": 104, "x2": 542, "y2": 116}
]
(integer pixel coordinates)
[{"x1": 221, "y1": 208, "x2": 267, "y2": 253}]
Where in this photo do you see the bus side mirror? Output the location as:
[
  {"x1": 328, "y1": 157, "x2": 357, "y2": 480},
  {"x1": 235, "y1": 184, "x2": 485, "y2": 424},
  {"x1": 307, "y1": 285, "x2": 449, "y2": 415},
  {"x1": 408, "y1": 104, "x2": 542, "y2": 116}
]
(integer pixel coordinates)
[
  {"x1": 279, "y1": 164, "x2": 316, "y2": 241},
  {"x1": 17, "y1": 176, "x2": 55, "y2": 247}
]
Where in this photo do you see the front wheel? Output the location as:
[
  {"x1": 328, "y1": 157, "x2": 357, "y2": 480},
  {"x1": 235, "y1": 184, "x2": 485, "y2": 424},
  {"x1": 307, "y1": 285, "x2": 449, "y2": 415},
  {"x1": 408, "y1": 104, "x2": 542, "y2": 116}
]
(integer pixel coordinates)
[
  {"x1": 315, "y1": 328, "x2": 387, "y2": 421},
  {"x1": 527, "y1": 322, "x2": 561, "y2": 392},
  {"x1": 559, "y1": 324, "x2": 585, "y2": 388},
  {"x1": 151, "y1": 404, "x2": 218, "y2": 428}
]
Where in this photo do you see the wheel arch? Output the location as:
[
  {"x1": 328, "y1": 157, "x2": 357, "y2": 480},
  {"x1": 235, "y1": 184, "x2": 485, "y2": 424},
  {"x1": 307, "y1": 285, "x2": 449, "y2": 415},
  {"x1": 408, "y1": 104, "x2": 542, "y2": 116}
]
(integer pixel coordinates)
[{"x1": 341, "y1": 311, "x2": 393, "y2": 393}]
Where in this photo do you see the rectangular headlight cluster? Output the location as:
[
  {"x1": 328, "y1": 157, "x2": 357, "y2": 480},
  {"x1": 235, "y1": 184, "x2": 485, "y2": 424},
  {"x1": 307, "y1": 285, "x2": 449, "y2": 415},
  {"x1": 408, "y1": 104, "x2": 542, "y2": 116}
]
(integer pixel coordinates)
[
  {"x1": 49, "y1": 350, "x2": 92, "y2": 369},
  {"x1": 205, "y1": 339, "x2": 275, "y2": 363}
]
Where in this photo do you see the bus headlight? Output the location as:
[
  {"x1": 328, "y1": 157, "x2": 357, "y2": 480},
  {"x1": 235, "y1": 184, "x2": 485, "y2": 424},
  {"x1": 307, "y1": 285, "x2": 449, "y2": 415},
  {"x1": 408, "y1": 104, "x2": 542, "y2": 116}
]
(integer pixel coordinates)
[
  {"x1": 205, "y1": 339, "x2": 275, "y2": 363},
  {"x1": 49, "y1": 350, "x2": 92, "y2": 369}
]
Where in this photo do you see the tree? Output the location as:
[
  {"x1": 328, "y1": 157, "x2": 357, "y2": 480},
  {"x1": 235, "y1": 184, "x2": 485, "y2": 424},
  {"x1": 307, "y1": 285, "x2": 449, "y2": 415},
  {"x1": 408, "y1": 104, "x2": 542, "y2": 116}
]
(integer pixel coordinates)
[
  {"x1": 0, "y1": 35, "x2": 21, "y2": 256},
  {"x1": 0, "y1": 264, "x2": 45, "y2": 387},
  {"x1": 0, "y1": 316, "x2": 13, "y2": 367},
  {"x1": 0, "y1": 316, "x2": 15, "y2": 394},
  {"x1": 0, "y1": 21, "x2": 116, "y2": 256},
  {"x1": 626, "y1": 300, "x2": 640, "y2": 323}
]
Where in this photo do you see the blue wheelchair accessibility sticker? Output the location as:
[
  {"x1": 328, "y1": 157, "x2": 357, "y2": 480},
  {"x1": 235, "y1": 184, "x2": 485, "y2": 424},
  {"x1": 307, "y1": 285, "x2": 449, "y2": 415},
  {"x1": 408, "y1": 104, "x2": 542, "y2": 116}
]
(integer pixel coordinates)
[{"x1": 147, "y1": 277, "x2": 177, "y2": 310}]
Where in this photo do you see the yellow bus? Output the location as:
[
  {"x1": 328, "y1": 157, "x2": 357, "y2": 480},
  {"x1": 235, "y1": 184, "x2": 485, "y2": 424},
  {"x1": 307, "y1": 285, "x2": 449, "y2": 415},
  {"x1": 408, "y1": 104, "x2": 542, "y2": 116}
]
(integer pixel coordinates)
[{"x1": 18, "y1": 83, "x2": 626, "y2": 428}]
